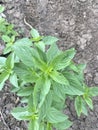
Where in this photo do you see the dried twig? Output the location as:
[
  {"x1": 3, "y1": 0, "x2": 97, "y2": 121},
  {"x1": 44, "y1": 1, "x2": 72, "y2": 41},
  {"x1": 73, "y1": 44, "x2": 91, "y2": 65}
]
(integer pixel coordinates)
[
  {"x1": 24, "y1": 16, "x2": 33, "y2": 29},
  {"x1": 0, "y1": 110, "x2": 11, "y2": 130}
]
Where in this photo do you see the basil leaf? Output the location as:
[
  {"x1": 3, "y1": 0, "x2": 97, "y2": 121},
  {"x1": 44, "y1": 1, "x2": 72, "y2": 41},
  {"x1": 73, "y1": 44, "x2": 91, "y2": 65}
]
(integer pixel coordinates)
[
  {"x1": 43, "y1": 36, "x2": 58, "y2": 45},
  {"x1": 46, "y1": 107, "x2": 68, "y2": 123},
  {"x1": 53, "y1": 120, "x2": 72, "y2": 130},
  {"x1": 30, "y1": 28, "x2": 40, "y2": 38},
  {"x1": 33, "y1": 76, "x2": 51, "y2": 108},
  {"x1": 49, "y1": 70, "x2": 69, "y2": 85},
  {"x1": 11, "y1": 107, "x2": 33, "y2": 120},
  {"x1": 51, "y1": 48, "x2": 76, "y2": 70}
]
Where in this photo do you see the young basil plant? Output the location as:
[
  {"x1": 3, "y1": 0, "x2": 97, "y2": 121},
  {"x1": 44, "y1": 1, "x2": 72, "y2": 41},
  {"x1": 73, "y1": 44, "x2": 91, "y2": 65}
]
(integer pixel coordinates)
[{"x1": 0, "y1": 5, "x2": 98, "y2": 130}]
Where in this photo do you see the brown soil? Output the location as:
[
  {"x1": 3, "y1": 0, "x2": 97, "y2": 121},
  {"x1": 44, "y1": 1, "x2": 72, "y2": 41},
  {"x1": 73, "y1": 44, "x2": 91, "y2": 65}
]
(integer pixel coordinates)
[{"x1": 0, "y1": 0, "x2": 98, "y2": 130}]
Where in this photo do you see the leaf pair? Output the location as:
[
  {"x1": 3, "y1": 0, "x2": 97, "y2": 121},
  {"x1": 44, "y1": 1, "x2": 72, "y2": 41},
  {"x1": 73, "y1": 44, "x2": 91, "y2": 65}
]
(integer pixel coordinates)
[
  {"x1": 46, "y1": 107, "x2": 72, "y2": 130},
  {"x1": 75, "y1": 85, "x2": 98, "y2": 117},
  {"x1": 75, "y1": 96, "x2": 88, "y2": 116},
  {"x1": 47, "y1": 44, "x2": 76, "y2": 70},
  {"x1": 33, "y1": 76, "x2": 51, "y2": 109},
  {"x1": 0, "y1": 53, "x2": 14, "y2": 90}
]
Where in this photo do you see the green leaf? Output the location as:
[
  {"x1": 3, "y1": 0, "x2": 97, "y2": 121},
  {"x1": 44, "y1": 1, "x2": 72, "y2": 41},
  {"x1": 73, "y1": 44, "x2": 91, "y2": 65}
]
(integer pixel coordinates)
[
  {"x1": 52, "y1": 97, "x2": 65, "y2": 110},
  {"x1": 14, "y1": 63, "x2": 38, "y2": 83},
  {"x1": 13, "y1": 45, "x2": 44, "y2": 69},
  {"x1": 64, "y1": 85, "x2": 84, "y2": 96},
  {"x1": 35, "y1": 60, "x2": 47, "y2": 71},
  {"x1": 13, "y1": 45, "x2": 34, "y2": 67},
  {"x1": 11, "y1": 107, "x2": 33, "y2": 120},
  {"x1": 0, "y1": 6, "x2": 4, "y2": 13},
  {"x1": 52, "y1": 82, "x2": 66, "y2": 100},
  {"x1": 14, "y1": 38, "x2": 32, "y2": 46},
  {"x1": 46, "y1": 43, "x2": 60, "y2": 63},
  {"x1": 39, "y1": 123, "x2": 45, "y2": 130},
  {"x1": 77, "y1": 64, "x2": 86, "y2": 73},
  {"x1": 53, "y1": 120, "x2": 72, "y2": 130},
  {"x1": 33, "y1": 54, "x2": 47, "y2": 71},
  {"x1": 39, "y1": 92, "x2": 52, "y2": 121},
  {"x1": 39, "y1": 77, "x2": 51, "y2": 108},
  {"x1": 68, "y1": 61, "x2": 79, "y2": 72},
  {"x1": 46, "y1": 123, "x2": 52, "y2": 130},
  {"x1": 32, "y1": 36, "x2": 43, "y2": 42},
  {"x1": 0, "y1": 70, "x2": 9, "y2": 90},
  {"x1": 34, "y1": 45, "x2": 46, "y2": 62},
  {"x1": 14, "y1": 63, "x2": 30, "y2": 79},
  {"x1": 20, "y1": 97, "x2": 29, "y2": 103},
  {"x1": 5, "y1": 53, "x2": 14, "y2": 69},
  {"x1": 75, "y1": 96, "x2": 82, "y2": 116},
  {"x1": 81, "y1": 98, "x2": 88, "y2": 116},
  {"x1": 11, "y1": 87, "x2": 20, "y2": 93},
  {"x1": 0, "y1": 17, "x2": 5, "y2": 23},
  {"x1": 0, "y1": 57, "x2": 6, "y2": 68},
  {"x1": 51, "y1": 48, "x2": 76, "y2": 70},
  {"x1": 84, "y1": 96, "x2": 93, "y2": 110},
  {"x1": 28, "y1": 119, "x2": 39, "y2": 130},
  {"x1": 30, "y1": 28, "x2": 40, "y2": 38},
  {"x1": 49, "y1": 70, "x2": 69, "y2": 85},
  {"x1": 33, "y1": 76, "x2": 51, "y2": 108},
  {"x1": 2, "y1": 35, "x2": 11, "y2": 43},
  {"x1": 3, "y1": 44, "x2": 12, "y2": 54},
  {"x1": 43, "y1": 36, "x2": 58, "y2": 45},
  {"x1": 17, "y1": 86, "x2": 33, "y2": 97},
  {"x1": 34, "y1": 41, "x2": 45, "y2": 52},
  {"x1": 89, "y1": 87, "x2": 98, "y2": 97},
  {"x1": 63, "y1": 72, "x2": 84, "y2": 95},
  {"x1": 28, "y1": 94, "x2": 35, "y2": 112},
  {"x1": 46, "y1": 107, "x2": 68, "y2": 123},
  {"x1": 10, "y1": 73, "x2": 19, "y2": 88},
  {"x1": 11, "y1": 35, "x2": 15, "y2": 42}
]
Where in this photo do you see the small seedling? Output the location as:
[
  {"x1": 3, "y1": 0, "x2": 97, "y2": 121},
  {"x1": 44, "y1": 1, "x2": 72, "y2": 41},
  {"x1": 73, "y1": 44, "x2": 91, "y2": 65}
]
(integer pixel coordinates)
[{"x1": 0, "y1": 6, "x2": 98, "y2": 130}]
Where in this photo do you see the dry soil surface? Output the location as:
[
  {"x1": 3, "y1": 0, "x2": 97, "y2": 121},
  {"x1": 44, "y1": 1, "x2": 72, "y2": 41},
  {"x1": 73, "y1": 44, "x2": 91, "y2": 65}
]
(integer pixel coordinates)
[{"x1": 0, "y1": 0, "x2": 98, "y2": 130}]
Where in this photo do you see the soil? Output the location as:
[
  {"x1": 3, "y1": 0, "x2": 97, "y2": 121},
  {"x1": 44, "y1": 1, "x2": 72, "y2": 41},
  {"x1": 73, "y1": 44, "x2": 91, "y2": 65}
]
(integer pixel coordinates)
[{"x1": 0, "y1": 0, "x2": 98, "y2": 130}]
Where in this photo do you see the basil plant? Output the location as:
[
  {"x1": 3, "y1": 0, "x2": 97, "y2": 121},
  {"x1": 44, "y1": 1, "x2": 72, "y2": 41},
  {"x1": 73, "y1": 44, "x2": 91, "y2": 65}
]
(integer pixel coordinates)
[{"x1": 0, "y1": 5, "x2": 98, "y2": 130}]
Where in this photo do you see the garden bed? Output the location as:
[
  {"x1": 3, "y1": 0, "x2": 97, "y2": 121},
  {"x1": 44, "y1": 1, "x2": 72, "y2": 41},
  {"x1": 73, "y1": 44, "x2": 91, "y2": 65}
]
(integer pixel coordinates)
[{"x1": 0, "y1": 0, "x2": 98, "y2": 130}]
